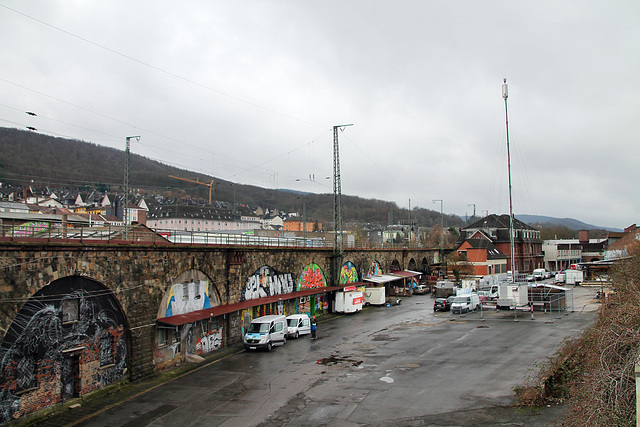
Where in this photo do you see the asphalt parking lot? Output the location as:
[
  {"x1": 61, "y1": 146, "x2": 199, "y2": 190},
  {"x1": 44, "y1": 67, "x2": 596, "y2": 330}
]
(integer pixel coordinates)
[{"x1": 27, "y1": 285, "x2": 600, "y2": 427}]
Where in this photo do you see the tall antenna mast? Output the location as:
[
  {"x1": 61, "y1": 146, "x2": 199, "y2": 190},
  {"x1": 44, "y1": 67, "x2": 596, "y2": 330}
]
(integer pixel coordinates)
[{"x1": 503, "y1": 79, "x2": 515, "y2": 282}]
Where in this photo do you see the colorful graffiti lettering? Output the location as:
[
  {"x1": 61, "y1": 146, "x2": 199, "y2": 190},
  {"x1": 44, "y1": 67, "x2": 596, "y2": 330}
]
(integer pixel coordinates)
[
  {"x1": 367, "y1": 260, "x2": 382, "y2": 276},
  {"x1": 242, "y1": 266, "x2": 295, "y2": 301},
  {"x1": 298, "y1": 263, "x2": 326, "y2": 290},
  {"x1": 9, "y1": 221, "x2": 55, "y2": 237},
  {"x1": 339, "y1": 261, "x2": 359, "y2": 284},
  {"x1": 165, "y1": 280, "x2": 211, "y2": 317},
  {"x1": 196, "y1": 329, "x2": 223, "y2": 355}
]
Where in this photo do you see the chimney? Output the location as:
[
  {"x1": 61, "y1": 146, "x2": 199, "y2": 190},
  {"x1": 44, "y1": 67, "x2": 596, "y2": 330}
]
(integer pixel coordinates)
[{"x1": 578, "y1": 230, "x2": 589, "y2": 244}]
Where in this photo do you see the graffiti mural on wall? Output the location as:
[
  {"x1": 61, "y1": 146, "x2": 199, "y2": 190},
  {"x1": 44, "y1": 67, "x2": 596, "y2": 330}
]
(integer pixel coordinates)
[
  {"x1": 242, "y1": 266, "x2": 295, "y2": 301},
  {"x1": 297, "y1": 263, "x2": 327, "y2": 290},
  {"x1": 0, "y1": 276, "x2": 129, "y2": 423},
  {"x1": 155, "y1": 270, "x2": 223, "y2": 368},
  {"x1": 195, "y1": 328, "x2": 223, "y2": 355},
  {"x1": 367, "y1": 260, "x2": 382, "y2": 276},
  {"x1": 164, "y1": 280, "x2": 211, "y2": 317},
  {"x1": 339, "y1": 261, "x2": 359, "y2": 284},
  {"x1": 9, "y1": 221, "x2": 55, "y2": 237}
]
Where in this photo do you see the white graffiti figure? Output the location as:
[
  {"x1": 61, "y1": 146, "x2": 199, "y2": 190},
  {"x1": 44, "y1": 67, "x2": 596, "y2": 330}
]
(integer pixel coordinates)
[{"x1": 242, "y1": 266, "x2": 294, "y2": 301}]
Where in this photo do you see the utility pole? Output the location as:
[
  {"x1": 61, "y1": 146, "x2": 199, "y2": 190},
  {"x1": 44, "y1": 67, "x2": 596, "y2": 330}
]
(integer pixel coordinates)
[
  {"x1": 333, "y1": 124, "x2": 352, "y2": 255},
  {"x1": 333, "y1": 123, "x2": 352, "y2": 287},
  {"x1": 303, "y1": 203, "x2": 307, "y2": 245},
  {"x1": 124, "y1": 136, "x2": 140, "y2": 240}
]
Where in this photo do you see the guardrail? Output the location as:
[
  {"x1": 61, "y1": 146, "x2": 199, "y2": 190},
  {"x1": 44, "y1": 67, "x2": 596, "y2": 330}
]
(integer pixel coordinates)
[{"x1": 0, "y1": 223, "x2": 435, "y2": 250}]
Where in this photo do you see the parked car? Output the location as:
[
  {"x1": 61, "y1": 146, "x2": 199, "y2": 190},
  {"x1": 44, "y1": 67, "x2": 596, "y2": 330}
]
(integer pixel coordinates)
[
  {"x1": 286, "y1": 314, "x2": 311, "y2": 339},
  {"x1": 434, "y1": 297, "x2": 452, "y2": 312},
  {"x1": 526, "y1": 275, "x2": 535, "y2": 282},
  {"x1": 413, "y1": 284, "x2": 429, "y2": 295}
]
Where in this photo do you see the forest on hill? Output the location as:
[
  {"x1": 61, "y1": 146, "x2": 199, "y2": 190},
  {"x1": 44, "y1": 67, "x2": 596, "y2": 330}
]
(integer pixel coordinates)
[{"x1": 0, "y1": 127, "x2": 461, "y2": 228}]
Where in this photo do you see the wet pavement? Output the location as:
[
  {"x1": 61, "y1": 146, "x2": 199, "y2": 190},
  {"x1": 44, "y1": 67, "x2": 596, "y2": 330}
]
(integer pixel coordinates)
[{"x1": 19, "y1": 285, "x2": 600, "y2": 427}]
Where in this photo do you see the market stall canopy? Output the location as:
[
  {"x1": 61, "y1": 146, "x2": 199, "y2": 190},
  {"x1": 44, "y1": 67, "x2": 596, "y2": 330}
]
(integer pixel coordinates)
[
  {"x1": 157, "y1": 283, "x2": 354, "y2": 326},
  {"x1": 389, "y1": 270, "x2": 422, "y2": 278},
  {"x1": 363, "y1": 274, "x2": 404, "y2": 284}
]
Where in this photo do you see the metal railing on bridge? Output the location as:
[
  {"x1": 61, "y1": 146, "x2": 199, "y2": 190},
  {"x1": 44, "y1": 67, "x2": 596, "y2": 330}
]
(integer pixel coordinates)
[{"x1": 0, "y1": 223, "x2": 433, "y2": 250}]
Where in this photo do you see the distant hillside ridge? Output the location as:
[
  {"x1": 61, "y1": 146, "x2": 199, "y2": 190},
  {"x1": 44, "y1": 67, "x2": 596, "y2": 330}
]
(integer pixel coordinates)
[
  {"x1": 516, "y1": 214, "x2": 621, "y2": 232},
  {"x1": 0, "y1": 126, "x2": 460, "y2": 228}
]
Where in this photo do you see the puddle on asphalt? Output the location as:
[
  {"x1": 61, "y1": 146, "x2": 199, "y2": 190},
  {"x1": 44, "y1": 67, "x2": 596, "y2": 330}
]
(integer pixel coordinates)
[{"x1": 317, "y1": 354, "x2": 363, "y2": 367}]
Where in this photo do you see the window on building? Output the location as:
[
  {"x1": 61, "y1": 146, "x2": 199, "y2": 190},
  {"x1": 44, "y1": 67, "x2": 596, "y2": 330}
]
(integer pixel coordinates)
[{"x1": 157, "y1": 327, "x2": 178, "y2": 347}]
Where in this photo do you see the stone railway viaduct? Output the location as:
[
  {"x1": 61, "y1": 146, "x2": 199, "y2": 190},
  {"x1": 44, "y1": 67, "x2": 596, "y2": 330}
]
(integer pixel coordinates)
[{"x1": 0, "y1": 239, "x2": 438, "y2": 422}]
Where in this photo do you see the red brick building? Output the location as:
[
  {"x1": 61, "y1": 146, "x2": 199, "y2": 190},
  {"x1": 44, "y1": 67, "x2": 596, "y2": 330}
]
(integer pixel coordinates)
[
  {"x1": 455, "y1": 237, "x2": 508, "y2": 276},
  {"x1": 459, "y1": 214, "x2": 543, "y2": 274}
]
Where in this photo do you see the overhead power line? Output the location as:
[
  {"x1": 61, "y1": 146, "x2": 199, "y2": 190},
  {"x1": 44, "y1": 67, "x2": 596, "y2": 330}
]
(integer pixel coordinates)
[{"x1": 0, "y1": 3, "x2": 323, "y2": 129}]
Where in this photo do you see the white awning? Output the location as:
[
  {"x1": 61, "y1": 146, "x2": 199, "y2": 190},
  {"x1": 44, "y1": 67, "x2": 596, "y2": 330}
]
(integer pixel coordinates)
[{"x1": 363, "y1": 274, "x2": 403, "y2": 284}]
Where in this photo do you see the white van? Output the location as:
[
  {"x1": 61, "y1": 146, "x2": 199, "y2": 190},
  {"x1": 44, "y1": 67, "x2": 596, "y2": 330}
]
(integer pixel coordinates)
[
  {"x1": 532, "y1": 268, "x2": 547, "y2": 281},
  {"x1": 243, "y1": 315, "x2": 287, "y2": 351},
  {"x1": 286, "y1": 314, "x2": 311, "y2": 338},
  {"x1": 450, "y1": 294, "x2": 481, "y2": 314}
]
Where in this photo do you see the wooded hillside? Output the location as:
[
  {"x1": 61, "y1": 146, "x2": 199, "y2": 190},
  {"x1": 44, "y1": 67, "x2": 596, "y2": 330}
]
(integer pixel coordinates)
[{"x1": 0, "y1": 127, "x2": 459, "y2": 228}]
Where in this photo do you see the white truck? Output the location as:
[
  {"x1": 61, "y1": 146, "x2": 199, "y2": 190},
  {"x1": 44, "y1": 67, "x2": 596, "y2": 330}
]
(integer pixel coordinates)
[{"x1": 565, "y1": 269, "x2": 584, "y2": 285}]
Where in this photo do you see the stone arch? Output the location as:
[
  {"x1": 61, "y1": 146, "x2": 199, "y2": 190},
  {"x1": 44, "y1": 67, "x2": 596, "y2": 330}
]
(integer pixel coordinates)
[
  {"x1": 241, "y1": 265, "x2": 295, "y2": 301},
  {"x1": 408, "y1": 258, "x2": 417, "y2": 271},
  {"x1": 390, "y1": 259, "x2": 402, "y2": 272},
  {"x1": 0, "y1": 276, "x2": 129, "y2": 423},
  {"x1": 297, "y1": 262, "x2": 328, "y2": 290},
  {"x1": 157, "y1": 269, "x2": 221, "y2": 319},
  {"x1": 366, "y1": 260, "x2": 383, "y2": 276},
  {"x1": 339, "y1": 261, "x2": 359, "y2": 284},
  {"x1": 154, "y1": 269, "x2": 224, "y2": 369}
]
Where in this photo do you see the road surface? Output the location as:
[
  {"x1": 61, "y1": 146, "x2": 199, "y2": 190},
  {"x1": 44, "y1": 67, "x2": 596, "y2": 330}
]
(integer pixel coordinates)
[{"x1": 68, "y1": 285, "x2": 598, "y2": 427}]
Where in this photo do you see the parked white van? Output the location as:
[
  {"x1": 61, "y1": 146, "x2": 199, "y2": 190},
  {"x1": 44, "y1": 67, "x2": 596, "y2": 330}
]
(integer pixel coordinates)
[
  {"x1": 532, "y1": 268, "x2": 547, "y2": 281},
  {"x1": 286, "y1": 314, "x2": 311, "y2": 339},
  {"x1": 450, "y1": 294, "x2": 481, "y2": 314},
  {"x1": 243, "y1": 315, "x2": 287, "y2": 351}
]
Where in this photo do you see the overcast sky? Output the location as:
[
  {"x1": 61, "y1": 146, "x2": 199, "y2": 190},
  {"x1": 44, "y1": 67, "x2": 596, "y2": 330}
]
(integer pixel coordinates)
[{"x1": 1, "y1": 1, "x2": 638, "y2": 229}]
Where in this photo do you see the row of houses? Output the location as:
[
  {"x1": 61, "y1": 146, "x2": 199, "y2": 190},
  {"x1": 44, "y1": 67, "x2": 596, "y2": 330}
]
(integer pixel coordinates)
[
  {"x1": 0, "y1": 189, "x2": 323, "y2": 235},
  {"x1": 454, "y1": 214, "x2": 638, "y2": 284}
]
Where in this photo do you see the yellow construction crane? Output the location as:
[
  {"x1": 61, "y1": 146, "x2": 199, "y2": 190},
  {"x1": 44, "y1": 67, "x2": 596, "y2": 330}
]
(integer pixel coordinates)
[{"x1": 168, "y1": 175, "x2": 214, "y2": 204}]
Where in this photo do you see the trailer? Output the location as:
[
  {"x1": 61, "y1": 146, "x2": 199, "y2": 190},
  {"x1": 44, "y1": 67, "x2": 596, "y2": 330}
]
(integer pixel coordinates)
[
  {"x1": 335, "y1": 289, "x2": 364, "y2": 313},
  {"x1": 496, "y1": 282, "x2": 529, "y2": 309},
  {"x1": 435, "y1": 280, "x2": 456, "y2": 298},
  {"x1": 565, "y1": 269, "x2": 584, "y2": 285},
  {"x1": 363, "y1": 286, "x2": 385, "y2": 306}
]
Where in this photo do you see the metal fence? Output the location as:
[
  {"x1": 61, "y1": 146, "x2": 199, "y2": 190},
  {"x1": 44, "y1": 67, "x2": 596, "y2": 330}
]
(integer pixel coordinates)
[{"x1": 0, "y1": 222, "x2": 434, "y2": 250}]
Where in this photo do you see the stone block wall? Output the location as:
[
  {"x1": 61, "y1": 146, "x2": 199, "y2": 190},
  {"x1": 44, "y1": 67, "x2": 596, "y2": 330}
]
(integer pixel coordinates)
[{"x1": 0, "y1": 241, "x2": 436, "y2": 421}]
